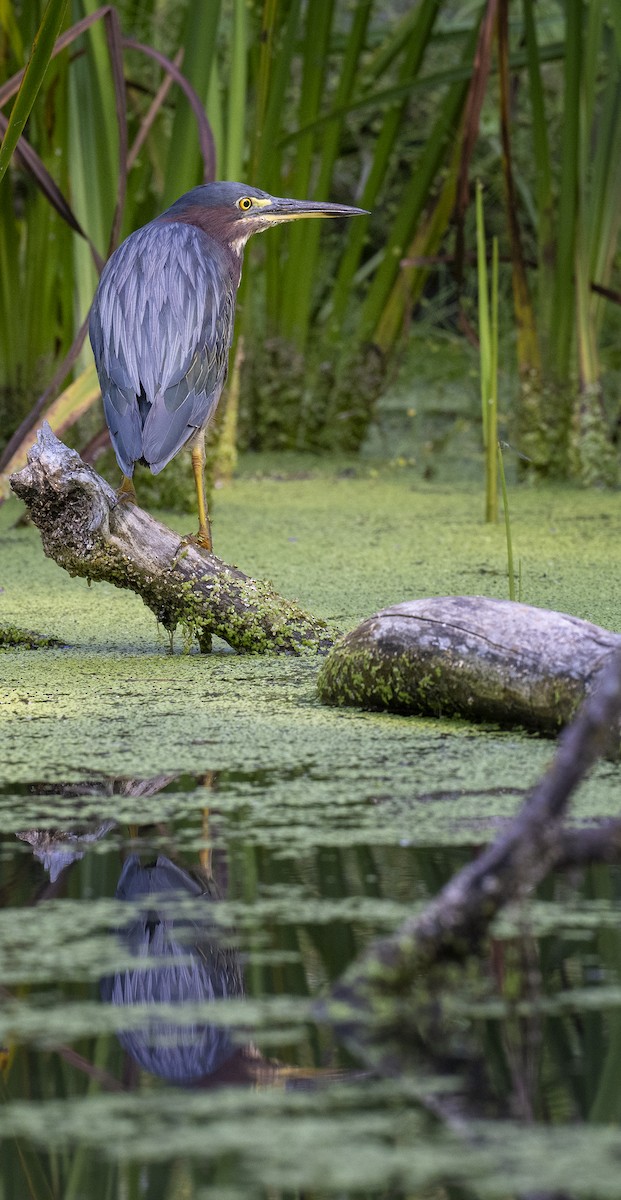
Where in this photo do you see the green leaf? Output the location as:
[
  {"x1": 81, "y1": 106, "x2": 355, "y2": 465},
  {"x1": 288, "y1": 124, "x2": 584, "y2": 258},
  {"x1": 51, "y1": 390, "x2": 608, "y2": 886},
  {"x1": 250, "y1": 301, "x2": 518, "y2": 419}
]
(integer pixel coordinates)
[
  {"x1": 550, "y1": 0, "x2": 582, "y2": 378},
  {"x1": 0, "y1": 0, "x2": 68, "y2": 183},
  {"x1": 161, "y1": 0, "x2": 220, "y2": 207}
]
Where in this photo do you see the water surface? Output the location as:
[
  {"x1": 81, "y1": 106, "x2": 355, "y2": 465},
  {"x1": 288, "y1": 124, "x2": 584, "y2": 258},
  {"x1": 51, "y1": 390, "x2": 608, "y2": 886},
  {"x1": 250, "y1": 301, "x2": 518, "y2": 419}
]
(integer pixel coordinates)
[{"x1": 2, "y1": 462, "x2": 621, "y2": 1197}]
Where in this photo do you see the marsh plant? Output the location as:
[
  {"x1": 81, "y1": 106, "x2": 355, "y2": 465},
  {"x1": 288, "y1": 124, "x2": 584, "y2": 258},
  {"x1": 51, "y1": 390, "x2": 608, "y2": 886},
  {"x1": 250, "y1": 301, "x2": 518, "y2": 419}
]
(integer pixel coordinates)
[{"x1": 1, "y1": 1, "x2": 621, "y2": 490}]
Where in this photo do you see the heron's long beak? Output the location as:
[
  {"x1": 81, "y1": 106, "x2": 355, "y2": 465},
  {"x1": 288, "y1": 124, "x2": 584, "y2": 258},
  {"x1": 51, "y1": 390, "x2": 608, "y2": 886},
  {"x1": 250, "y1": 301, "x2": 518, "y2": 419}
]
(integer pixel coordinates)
[{"x1": 256, "y1": 196, "x2": 369, "y2": 222}]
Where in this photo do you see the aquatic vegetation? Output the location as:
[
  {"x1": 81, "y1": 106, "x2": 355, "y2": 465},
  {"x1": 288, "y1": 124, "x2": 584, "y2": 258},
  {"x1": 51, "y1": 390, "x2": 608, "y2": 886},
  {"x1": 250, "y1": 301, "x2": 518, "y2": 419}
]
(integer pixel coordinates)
[
  {"x1": 2, "y1": 464, "x2": 621, "y2": 1197},
  {"x1": 0, "y1": 623, "x2": 63, "y2": 649}
]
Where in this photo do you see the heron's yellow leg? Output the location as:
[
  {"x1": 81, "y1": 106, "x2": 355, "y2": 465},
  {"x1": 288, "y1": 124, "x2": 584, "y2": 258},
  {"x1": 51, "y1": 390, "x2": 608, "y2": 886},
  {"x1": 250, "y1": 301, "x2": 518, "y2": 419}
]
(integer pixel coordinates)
[
  {"x1": 117, "y1": 474, "x2": 137, "y2": 503},
  {"x1": 199, "y1": 807, "x2": 212, "y2": 876},
  {"x1": 191, "y1": 442, "x2": 212, "y2": 551}
]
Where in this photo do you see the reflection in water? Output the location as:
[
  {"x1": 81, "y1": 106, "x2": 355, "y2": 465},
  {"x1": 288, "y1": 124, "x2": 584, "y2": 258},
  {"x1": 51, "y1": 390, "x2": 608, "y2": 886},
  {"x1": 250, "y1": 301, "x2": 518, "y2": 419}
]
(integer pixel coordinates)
[
  {"x1": 10, "y1": 778, "x2": 374, "y2": 1100},
  {"x1": 101, "y1": 855, "x2": 244, "y2": 1085},
  {"x1": 7, "y1": 767, "x2": 621, "y2": 1194},
  {"x1": 16, "y1": 822, "x2": 116, "y2": 882}
]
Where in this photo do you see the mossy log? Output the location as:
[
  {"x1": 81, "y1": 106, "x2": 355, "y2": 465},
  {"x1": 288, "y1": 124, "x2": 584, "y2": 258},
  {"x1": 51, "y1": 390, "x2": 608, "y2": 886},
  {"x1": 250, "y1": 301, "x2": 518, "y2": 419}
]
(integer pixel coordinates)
[
  {"x1": 9, "y1": 424, "x2": 333, "y2": 655},
  {"x1": 317, "y1": 596, "x2": 621, "y2": 733}
]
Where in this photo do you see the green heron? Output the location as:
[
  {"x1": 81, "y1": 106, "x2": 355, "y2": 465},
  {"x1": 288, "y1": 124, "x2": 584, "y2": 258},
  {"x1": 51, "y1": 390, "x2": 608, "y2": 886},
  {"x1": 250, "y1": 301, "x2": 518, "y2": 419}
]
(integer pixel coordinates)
[{"x1": 89, "y1": 182, "x2": 367, "y2": 550}]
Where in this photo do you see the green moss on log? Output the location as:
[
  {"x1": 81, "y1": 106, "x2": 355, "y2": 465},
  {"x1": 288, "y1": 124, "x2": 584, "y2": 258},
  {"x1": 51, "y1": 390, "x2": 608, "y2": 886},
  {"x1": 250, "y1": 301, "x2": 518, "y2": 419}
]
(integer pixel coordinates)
[{"x1": 317, "y1": 598, "x2": 621, "y2": 734}]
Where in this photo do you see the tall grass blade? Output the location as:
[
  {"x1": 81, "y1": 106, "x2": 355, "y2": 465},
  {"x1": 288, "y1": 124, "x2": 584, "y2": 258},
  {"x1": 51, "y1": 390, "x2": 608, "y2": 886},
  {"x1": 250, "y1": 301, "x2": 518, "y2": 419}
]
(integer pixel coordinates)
[
  {"x1": 454, "y1": 0, "x2": 498, "y2": 290},
  {"x1": 359, "y1": 13, "x2": 482, "y2": 345},
  {"x1": 224, "y1": 0, "x2": 247, "y2": 182},
  {"x1": 68, "y1": 5, "x2": 116, "y2": 367},
  {"x1": 123, "y1": 36, "x2": 216, "y2": 183},
  {"x1": 253, "y1": 0, "x2": 302, "y2": 330},
  {"x1": 0, "y1": 0, "x2": 68, "y2": 183},
  {"x1": 497, "y1": 0, "x2": 540, "y2": 373},
  {"x1": 569, "y1": 4, "x2": 619, "y2": 485},
  {"x1": 588, "y1": 72, "x2": 621, "y2": 318},
  {"x1": 101, "y1": 4, "x2": 127, "y2": 255},
  {"x1": 330, "y1": 0, "x2": 441, "y2": 336},
  {"x1": 522, "y1": 0, "x2": 553, "y2": 336},
  {"x1": 214, "y1": 336, "x2": 244, "y2": 484},
  {"x1": 249, "y1": 0, "x2": 278, "y2": 182},
  {"x1": 498, "y1": 450, "x2": 516, "y2": 602},
  {"x1": 551, "y1": 0, "x2": 581, "y2": 379},
  {"x1": 476, "y1": 181, "x2": 498, "y2": 523},
  {"x1": 374, "y1": 139, "x2": 459, "y2": 351},
  {"x1": 0, "y1": 111, "x2": 103, "y2": 268},
  {"x1": 486, "y1": 236, "x2": 499, "y2": 522},
  {"x1": 0, "y1": 0, "x2": 24, "y2": 61},
  {"x1": 255, "y1": 0, "x2": 301, "y2": 187},
  {"x1": 160, "y1": 0, "x2": 219, "y2": 206},
  {"x1": 279, "y1": 0, "x2": 334, "y2": 343},
  {"x1": 285, "y1": 0, "x2": 372, "y2": 348},
  {"x1": 476, "y1": 181, "x2": 491, "y2": 446}
]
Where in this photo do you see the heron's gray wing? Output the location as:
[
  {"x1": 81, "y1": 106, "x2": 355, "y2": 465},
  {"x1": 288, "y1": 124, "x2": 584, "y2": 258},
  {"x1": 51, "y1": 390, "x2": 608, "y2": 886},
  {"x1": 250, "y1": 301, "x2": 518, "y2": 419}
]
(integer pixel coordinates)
[
  {"x1": 89, "y1": 222, "x2": 236, "y2": 476},
  {"x1": 89, "y1": 292, "x2": 143, "y2": 476}
]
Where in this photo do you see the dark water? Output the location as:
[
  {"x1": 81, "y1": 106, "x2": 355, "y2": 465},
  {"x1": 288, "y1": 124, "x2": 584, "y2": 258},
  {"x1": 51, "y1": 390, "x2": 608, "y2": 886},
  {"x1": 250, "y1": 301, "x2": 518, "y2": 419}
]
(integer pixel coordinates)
[{"x1": 3, "y1": 769, "x2": 621, "y2": 1199}]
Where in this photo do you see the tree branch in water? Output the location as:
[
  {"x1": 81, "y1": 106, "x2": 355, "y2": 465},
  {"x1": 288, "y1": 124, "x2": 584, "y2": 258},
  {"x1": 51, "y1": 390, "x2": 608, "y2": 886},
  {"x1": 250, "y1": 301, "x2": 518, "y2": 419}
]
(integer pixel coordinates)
[
  {"x1": 328, "y1": 651, "x2": 621, "y2": 1023},
  {"x1": 9, "y1": 424, "x2": 334, "y2": 655}
]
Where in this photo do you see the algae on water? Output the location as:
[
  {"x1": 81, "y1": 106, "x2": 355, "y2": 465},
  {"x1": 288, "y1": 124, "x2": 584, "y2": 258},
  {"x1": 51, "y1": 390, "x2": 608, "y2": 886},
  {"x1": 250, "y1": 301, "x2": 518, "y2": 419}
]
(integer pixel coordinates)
[{"x1": 2, "y1": 458, "x2": 621, "y2": 1199}]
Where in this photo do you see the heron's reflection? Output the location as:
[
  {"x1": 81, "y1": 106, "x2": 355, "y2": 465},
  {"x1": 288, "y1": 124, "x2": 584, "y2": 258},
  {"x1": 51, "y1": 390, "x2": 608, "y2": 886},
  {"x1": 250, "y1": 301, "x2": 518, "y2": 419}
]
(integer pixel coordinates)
[
  {"x1": 101, "y1": 854, "x2": 244, "y2": 1085},
  {"x1": 16, "y1": 823, "x2": 116, "y2": 882},
  {"x1": 14, "y1": 779, "x2": 364, "y2": 1093}
]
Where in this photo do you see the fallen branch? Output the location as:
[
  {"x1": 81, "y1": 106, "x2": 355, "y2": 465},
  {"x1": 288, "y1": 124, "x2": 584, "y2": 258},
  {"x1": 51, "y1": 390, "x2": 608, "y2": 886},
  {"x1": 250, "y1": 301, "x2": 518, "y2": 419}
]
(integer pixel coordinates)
[
  {"x1": 327, "y1": 651, "x2": 621, "y2": 1023},
  {"x1": 554, "y1": 820, "x2": 621, "y2": 870},
  {"x1": 9, "y1": 424, "x2": 334, "y2": 655}
]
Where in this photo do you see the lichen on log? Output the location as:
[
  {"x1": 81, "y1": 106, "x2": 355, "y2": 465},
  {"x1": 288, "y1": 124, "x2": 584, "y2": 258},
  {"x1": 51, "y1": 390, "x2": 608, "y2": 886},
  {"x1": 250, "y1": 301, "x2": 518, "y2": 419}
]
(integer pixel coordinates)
[
  {"x1": 9, "y1": 424, "x2": 334, "y2": 655},
  {"x1": 317, "y1": 596, "x2": 621, "y2": 732}
]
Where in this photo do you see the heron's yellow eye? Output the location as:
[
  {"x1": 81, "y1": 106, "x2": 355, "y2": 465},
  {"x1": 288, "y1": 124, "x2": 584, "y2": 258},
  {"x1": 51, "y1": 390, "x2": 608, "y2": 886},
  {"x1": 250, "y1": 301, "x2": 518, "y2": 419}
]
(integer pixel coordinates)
[{"x1": 238, "y1": 197, "x2": 253, "y2": 211}]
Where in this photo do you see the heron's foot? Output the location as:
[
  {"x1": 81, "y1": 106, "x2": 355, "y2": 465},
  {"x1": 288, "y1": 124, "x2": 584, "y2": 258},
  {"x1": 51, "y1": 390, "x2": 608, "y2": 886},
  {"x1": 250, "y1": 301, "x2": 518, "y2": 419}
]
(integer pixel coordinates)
[
  {"x1": 196, "y1": 525, "x2": 212, "y2": 552},
  {"x1": 115, "y1": 475, "x2": 137, "y2": 504},
  {"x1": 179, "y1": 529, "x2": 213, "y2": 555}
]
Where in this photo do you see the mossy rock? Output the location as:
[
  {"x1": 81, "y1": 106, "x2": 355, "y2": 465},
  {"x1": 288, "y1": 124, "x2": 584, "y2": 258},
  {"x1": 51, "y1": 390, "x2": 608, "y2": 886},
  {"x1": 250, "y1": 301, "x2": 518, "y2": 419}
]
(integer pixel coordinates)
[{"x1": 316, "y1": 596, "x2": 621, "y2": 734}]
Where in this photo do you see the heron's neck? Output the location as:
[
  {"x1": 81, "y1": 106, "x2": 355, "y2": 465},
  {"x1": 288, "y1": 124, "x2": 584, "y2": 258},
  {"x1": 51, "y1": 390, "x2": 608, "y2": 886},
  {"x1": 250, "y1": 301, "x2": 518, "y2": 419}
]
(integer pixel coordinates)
[{"x1": 159, "y1": 209, "x2": 245, "y2": 288}]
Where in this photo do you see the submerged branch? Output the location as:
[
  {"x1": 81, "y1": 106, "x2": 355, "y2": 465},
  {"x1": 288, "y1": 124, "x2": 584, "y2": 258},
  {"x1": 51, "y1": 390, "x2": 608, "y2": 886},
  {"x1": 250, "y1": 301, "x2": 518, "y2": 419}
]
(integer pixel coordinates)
[
  {"x1": 328, "y1": 651, "x2": 621, "y2": 1024},
  {"x1": 554, "y1": 820, "x2": 621, "y2": 870},
  {"x1": 9, "y1": 424, "x2": 334, "y2": 655}
]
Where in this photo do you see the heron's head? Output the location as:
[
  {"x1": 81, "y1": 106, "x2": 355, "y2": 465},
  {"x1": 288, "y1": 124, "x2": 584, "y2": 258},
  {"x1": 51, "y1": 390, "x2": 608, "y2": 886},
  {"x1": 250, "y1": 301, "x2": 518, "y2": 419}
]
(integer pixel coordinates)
[{"x1": 160, "y1": 181, "x2": 368, "y2": 255}]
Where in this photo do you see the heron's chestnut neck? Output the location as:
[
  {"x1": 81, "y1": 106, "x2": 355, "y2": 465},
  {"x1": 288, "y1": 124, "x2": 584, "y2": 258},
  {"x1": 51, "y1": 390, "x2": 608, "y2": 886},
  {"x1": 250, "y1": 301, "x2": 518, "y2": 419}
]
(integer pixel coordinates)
[{"x1": 159, "y1": 204, "x2": 248, "y2": 287}]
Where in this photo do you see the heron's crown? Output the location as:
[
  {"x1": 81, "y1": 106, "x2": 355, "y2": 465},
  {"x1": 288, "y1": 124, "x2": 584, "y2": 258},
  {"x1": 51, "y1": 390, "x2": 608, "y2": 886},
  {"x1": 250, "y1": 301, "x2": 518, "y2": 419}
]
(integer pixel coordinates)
[{"x1": 163, "y1": 182, "x2": 274, "y2": 217}]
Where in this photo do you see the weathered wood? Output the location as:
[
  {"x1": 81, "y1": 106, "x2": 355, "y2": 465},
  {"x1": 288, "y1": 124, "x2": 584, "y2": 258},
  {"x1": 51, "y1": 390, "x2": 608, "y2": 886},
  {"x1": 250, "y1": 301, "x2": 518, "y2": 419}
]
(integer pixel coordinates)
[
  {"x1": 317, "y1": 595, "x2": 621, "y2": 732},
  {"x1": 9, "y1": 424, "x2": 334, "y2": 655}
]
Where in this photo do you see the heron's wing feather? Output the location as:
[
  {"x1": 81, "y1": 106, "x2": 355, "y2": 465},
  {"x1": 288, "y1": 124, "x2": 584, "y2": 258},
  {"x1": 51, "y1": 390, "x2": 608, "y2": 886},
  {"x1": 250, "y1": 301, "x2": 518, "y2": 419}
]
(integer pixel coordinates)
[
  {"x1": 142, "y1": 342, "x2": 230, "y2": 472},
  {"x1": 89, "y1": 304, "x2": 143, "y2": 475},
  {"x1": 89, "y1": 223, "x2": 236, "y2": 474}
]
